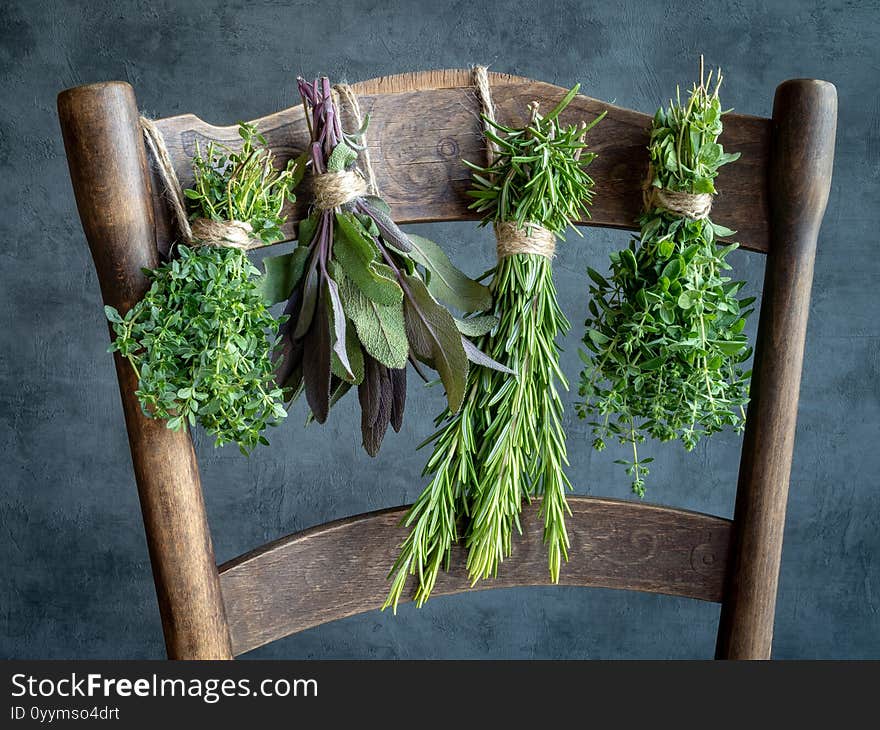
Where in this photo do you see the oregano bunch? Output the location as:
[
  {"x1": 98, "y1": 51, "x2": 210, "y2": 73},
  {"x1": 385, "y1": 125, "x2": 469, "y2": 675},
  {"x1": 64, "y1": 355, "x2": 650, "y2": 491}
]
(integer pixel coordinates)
[
  {"x1": 384, "y1": 84, "x2": 603, "y2": 611},
  {"x1": 106, "y1": 123, "x2": 298, "y2": 454},
  {"x1": 262, "y1": 77, "x2": 508, "y2": 456},
  {"x1": 577, "y1": 65, "x2": 754, "y2": 495}
]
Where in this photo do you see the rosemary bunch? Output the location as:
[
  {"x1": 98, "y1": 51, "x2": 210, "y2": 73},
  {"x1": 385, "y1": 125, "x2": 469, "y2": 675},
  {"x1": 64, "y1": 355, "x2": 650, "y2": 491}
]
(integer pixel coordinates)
[
  {"x1": 106, "y1": 124, "x2": 298, "y2": 453},
  {"x1": 262, "y1": 78, "x2": 508, "y2": 455},
  {"x1": 577, "y1": 65, "x2": 753, "y2": 495},
  {"x1": 385, "y1": 87, "x2": 603, "y2": 610}
]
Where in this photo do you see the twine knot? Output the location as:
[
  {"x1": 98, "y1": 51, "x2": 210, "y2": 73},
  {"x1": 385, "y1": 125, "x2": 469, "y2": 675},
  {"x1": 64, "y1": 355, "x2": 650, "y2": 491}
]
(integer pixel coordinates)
[
  {"x1": 311, "y1": 170, "x2": 368, "y2": 210},
  {"x1": 190, "y1": 218, "x2": 259, "y2": 249},
  {"x1": 643, "y1": 166, "x2": 713, "y2": 220},
  {"x1": 494, "y1": 221, "x2": 556, "y2": 259}
]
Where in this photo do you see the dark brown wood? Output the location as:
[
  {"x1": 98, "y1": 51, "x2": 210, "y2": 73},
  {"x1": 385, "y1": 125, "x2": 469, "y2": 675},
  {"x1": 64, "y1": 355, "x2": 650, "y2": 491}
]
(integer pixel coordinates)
[
  {"x1": 147, "y1": 69, "x2": 771, "y2": 257},
  {"x1": 716, "y1": 79, "x2": 837, "y2": 660},
  {"x1": 219, "y1": 497, "x2": 732, "y2": 656},
  {"x1": 58, "y1": 81, "x2": 234, "y2": 660}
]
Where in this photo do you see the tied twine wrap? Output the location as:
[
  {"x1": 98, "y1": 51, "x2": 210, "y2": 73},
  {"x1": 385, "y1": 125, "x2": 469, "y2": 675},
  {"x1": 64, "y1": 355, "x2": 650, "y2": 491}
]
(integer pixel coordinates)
[
  {"x1": 310, "y1": 83, "x2": 378, "y2": 211},
  {"x1": 139, "y1": 116, "x2": 265, "y2": 251},
  {"x1": 473, "y1": 65, "x2": 556, "y2": 259},
  {"x1": 311, "y1": 171, "x2": 367, "y2": 210},
  {"x1": 493, "y1": 221, "x2": 557, "y2": 258},
  {"x1": 642, "y1": 165, "x2": 713, "y2": 220}
]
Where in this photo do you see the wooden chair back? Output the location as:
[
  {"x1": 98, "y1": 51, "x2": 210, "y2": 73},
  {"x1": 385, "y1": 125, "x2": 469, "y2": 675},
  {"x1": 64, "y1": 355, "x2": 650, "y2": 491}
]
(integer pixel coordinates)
[{"x1": 57, "y1": 70, "x2": 836, "y2": 659}]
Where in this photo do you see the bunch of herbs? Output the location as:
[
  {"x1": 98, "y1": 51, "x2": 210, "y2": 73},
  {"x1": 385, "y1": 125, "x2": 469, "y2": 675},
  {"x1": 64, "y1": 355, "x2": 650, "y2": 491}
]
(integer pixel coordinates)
[
  {"x1": 385, "y1": 87, "x2": 603, "y2": 610},
  {"x1": 577, "y1": 66, "x2": 753, "y2": 495},
  {"x1": 106, "y1": 123, "x2": 298, "y2": 453},
  {"x1": 262, "y1": 77, "x2": 508, "y2": 456}
]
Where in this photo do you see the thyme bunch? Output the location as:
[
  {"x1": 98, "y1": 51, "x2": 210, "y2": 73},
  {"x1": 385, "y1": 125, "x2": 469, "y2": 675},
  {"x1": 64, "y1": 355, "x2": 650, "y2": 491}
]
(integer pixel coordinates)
[
  {"x1": 577, "y1": 65, "x2": 753, "y2": 495},
  {"x1": 106, "y1": 124, "x2": 298, "y2": 453},
  {"x1": 385, "y1": 87, "x2": 603, "y2": 610}
]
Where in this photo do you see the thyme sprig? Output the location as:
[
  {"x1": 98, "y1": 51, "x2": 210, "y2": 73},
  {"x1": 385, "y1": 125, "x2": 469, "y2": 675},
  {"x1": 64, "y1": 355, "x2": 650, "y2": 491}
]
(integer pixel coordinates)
[
  {"x1": 106, "y1": 124, "x2": 297, "y2": 453},
  {"x1": 385, "y1": 87, "x2": 603, "y2": 611},
  {"x1": 186, "y1": 123, "x2": 299, "y2": 243},
  {"x1": 577, "y1": 65, "x2": 753, "y2": 495}
]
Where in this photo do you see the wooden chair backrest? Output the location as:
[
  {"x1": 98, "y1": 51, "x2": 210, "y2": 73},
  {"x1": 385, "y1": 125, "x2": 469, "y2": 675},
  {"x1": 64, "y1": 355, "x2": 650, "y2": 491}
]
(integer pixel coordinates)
[{"x1": 57, "y1": 70, "x2": 836, "y2": 659}]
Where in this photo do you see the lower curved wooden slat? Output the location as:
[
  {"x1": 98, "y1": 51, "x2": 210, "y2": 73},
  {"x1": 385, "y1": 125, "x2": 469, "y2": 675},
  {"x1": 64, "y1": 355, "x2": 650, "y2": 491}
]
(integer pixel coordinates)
[{"x1": 218, "y1": 496, "x2": 731, "y2": 656}]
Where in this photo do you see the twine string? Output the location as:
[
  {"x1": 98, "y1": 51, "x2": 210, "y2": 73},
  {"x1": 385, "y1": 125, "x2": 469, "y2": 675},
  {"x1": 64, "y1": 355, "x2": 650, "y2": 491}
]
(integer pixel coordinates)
[
  {"x1": 493, "y1": 221, "x2": 557, "y2": 258},
  {"x1": 473, "y1": 65, "x2": 556, "y2": 260},
  {"x1": 330, "y1": 82, "x2": 379, "y2": 197},
  {"x1": 473, "y1": 65, "x2": 500, "y2": 169},
  {"x1": 142, "y1": 81, "x2": 380, "y2": 247}
]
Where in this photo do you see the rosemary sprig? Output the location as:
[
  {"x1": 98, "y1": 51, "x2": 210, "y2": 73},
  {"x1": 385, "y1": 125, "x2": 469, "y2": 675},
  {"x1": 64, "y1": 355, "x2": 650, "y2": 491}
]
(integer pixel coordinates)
[
  {"x1": 385, "y1": 88, "x2": 603, "y2": 610},
  {"x1": 464, "y1": 257, "x2": 572, "y2": 584},
  {"x1": 577, "y1": 64, "x2": 753, "y2": 495}
]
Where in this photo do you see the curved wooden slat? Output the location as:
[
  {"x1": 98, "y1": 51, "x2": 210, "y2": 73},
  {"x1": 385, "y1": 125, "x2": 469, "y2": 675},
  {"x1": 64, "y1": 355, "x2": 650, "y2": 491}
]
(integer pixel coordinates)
[
  {"x1": 150, "y1": 69, "x2": 770, "y2": 256},
  {"x1": 219, "y1": 496, "x2": 732, "y2": 656}
]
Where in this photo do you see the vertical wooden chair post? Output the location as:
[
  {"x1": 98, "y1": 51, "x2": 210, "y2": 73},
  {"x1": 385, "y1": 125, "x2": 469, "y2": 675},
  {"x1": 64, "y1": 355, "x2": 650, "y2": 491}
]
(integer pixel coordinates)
[
  {"x1": 59, "y1": 70, "x2": 836, "y2": 660},
  {"x1": 716, "y1": 80, "x2": 837, "y2": 659},
  {"x1": 58, "y1": 82, "x2": 234, "y2": 659}
]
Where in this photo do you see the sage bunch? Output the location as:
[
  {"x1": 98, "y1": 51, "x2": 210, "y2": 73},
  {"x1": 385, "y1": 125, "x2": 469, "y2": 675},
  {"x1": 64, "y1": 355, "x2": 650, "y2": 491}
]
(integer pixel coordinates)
[
  {"x1": 262, "y1": 77, "x2": 507, "y2": 455},
  {"x1": 385, "y1": 85, "x2": 603, "y2": 610},
  {"x1": 577, "y1": 66, "x2": 753, "y2": 495},
  {"x1": 106, "y1": 124, "x2": 299, "y2": 453}
]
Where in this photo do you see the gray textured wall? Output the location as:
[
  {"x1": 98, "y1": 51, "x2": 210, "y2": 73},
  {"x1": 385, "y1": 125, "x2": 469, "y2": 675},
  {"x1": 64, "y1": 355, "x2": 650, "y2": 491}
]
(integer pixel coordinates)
[{"x1": 1, "y1": 0, "x2": 877, "y2": 659}]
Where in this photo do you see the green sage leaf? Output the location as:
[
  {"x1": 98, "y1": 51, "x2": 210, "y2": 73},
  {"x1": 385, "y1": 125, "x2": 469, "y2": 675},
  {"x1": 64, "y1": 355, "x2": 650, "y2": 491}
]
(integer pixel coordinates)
[
  {"x1": 259, "y1": 246, "x2": 311, "y2": 304},
  {"x1": 338, "y1": 269, "x2": 409, "y2": 369},
  {"x1": 326, "y1": 275, "x2": 353, "y2": 379},
  {"x1": 401, "y1": 273, "x2": 468, "y2": 413},
  {"x1": 334, "y1": 212, "x2": 403, "y2": 306},
  {"x1": 298, "y1": 212, "x2": 320, "y2": 245},
  {"x1": 327, "y1": 141, "x2": 359, "y2": 173},
  {"x1": 454, "y1": 314, "x2": 498, "y2": 338},
  {"x1": 406, "y1": 234, "x2": 492, "y2": 312},
  {"x1": 461, "y1": 336, "x2": 514, "y2": 375}
]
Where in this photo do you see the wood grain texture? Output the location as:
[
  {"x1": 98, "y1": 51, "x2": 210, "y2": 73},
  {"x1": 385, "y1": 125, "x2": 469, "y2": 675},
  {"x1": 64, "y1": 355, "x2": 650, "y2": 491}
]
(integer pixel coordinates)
[
  {"x1": 716, "y1": 80, "x2": 837, "y2": 660},
  {"x1": 219, "y1": 496, "x2": 732, "y2": 656},
  {"x1": 58, "y1": 81, "x2": 234, "y2": 660},
  {"x1": 148, "y1": 69, "x2": 771, "y2": 257}
]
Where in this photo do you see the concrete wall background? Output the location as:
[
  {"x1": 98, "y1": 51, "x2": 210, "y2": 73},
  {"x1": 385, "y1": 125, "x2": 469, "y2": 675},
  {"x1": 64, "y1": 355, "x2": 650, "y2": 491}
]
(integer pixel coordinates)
[{"x1": 1, "y1": 0, "x2": 877, "y2": 658}]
